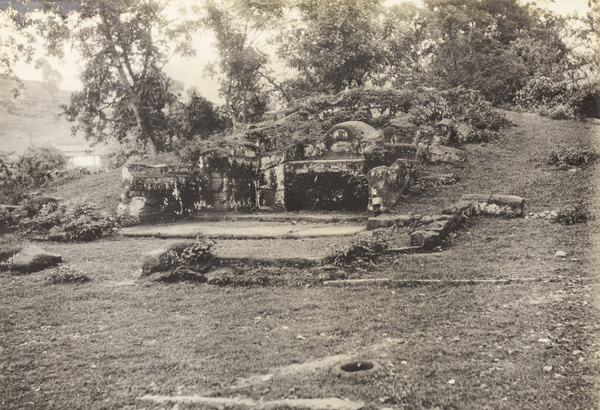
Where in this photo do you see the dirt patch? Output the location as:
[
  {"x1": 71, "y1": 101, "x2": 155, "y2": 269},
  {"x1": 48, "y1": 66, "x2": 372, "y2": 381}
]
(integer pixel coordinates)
[{"x1": 231, "y1": 337, "x2": 403, "y2": 389}]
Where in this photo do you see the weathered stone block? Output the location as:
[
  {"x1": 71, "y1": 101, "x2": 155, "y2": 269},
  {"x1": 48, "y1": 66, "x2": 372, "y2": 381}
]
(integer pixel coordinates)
[
  {"x1": 416, "y1": 125, "x2": 435, "y2": 143},
  {"x1": 435, "y1": 118, "x2": 456, "y2": 145},
  {"x1": 383, "y1": 144, "x2": 419, "y2": 161},
  {"x1": 142, "y1": 240, "x2": 196, "y2": 275},
  {"x1": 427, "y1": 145, "x2": 466, "y2": 164},
  {"x1": 461, "y1": 194, "x2": 491, "y2": 203},
  {"x1": 126, "y1": 197, "x2": 147, "y2": 217},
  {"x1": 260, "y1": 152, "x2": 286, "y2": 170},
  {"x1": 409, "y1": 231, "x2": 441, "y2": 249},
  {"x1": 442, "y1": 200, "x2": 474, "y2": 216},
  {"x1": 367, "y1": 214, "x2": 414, "y2": 230},
  {"x1": 367, "y1": 160, "x2": 412, "y2": 212},
  {"x1": 456, "y1": 122, "x2": 475, "y2": 143},
  {"x1": 433, "y1": 214, "x2": 455, "y2": 222},
  {"x1": 363, "y1": 144, "x2": 418, "y2": 171},
  {"x1": 416, "y1": 174, "x2": 458, "y2": 189},
  {"x1": 393, "y1": 214, "x2": 415, "y2": 227},
  {"x1": 419, "y1": 215, "x2": 435, "y2": 224},
  {"x1": 327, "y1": 121, "x2": 380, "y2": 142},
  {"x1": 11, "y1": 245, "x2": 62, "y2": 273},
  {"x1": 383, "y1": 117, "x2": 418, "y2": 144},
  {"x1": 489, "y1": 195, "x2": 526, "y2": 216},
  {"x1": 48, "y1": 232, "x2": 72, "y2": 242},
  {"x1": 461, "y1": 194, "x2": 525, "y2": 216},
  {"x1": 422, "y1": 220, "x2": 453, "y2": 235}
]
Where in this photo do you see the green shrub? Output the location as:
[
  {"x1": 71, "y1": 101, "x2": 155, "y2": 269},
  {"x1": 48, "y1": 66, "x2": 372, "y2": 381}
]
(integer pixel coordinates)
[
  {"x1": 553, "y1": 203, "x2": 595, "y2": 225},
  {"x1": 148, "y1": 237, "x2": 215, "y2": 282},
  {"x1": 515, "y1": 75, "x2": 597, "y2": 119},
  {"x1": 48, "y1": 267, "x2": 91, "y2": 284},
  {"x1": 118, "y1": 213, "x2": 141, "y2": 227},
  {"x1": 0, "y1": 146, "x2": 78, "y2": 204},
  {"x1": 547, "y1": 147, "x2": 598, "y2": 169},
  {"x1": 515, "y1": 76, "x2": 566, "y2": 108},
  {"x1": 16, "y1": 146, "x2": 67, "y2": 187},
  {"x1": 325, "y1": 232, "x2": 389, "y2": 266},
  {"x1": 61, "y1": 201, "x2": 116, "y2": 241},
  {"x1": 0, "y1": 152, "x2": 24, "y2": 204},
  {"x1": 547, "y1": 104, "x2": 576, "y2": 120},
  {"x1": 161, "y1": 237, "x2": 215, "y2": 272},
  {"x1": 45, "y1": 168, "x2": 90, "y2": 188},
  {"x1": 0, "y1": 207, "x2": 27, "y2": 233},
  {"x1": 6, "y1": 199, "x2": 116, "y2": 241}
]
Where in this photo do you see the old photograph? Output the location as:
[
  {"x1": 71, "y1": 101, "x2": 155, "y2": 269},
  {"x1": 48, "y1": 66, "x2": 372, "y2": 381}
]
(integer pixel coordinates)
[{"x1": 1, "y1": 0, "x2": 599, "y2": 408}]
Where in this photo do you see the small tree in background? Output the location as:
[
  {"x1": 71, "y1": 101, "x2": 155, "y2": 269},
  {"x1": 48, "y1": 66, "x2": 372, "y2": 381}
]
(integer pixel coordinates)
[
  {"x1": 170, "y1": 91, "x2": 228, "y2": 141},
  {"x1": 0, "y1": 146, "x2": 67, "y2": 204},
  {"x1": 203, "y1": 0, "x2": 283, "y2": 125},
  {"x1": 15, "y1": 146, "x2": 66, "y2": 187},
  {"x1": 6, "y1": 0, "x2": 200, "y2": 156},
  {"x1": 278, "y1": 0, "x2": 385, "y2": 95}
]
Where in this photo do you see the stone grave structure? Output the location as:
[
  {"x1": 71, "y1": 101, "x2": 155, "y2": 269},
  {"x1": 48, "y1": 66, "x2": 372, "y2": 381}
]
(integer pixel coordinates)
[{"x1": 118, "y1": 116, "x2": 463, "y2": 221}]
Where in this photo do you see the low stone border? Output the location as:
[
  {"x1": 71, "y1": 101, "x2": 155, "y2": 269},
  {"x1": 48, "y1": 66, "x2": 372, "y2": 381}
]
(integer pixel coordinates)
[
  {"x1": 323, "y1": 277, "x2": 544, "y2": 287},
  {"x1": 137, "y1": 395, "x2": 365, "y2": 410},
  {"x1": 215, "y1": 256, "x2": 322, "y2": 267},
  {"x1": 368, "y1": 194, "x2": 526, "y2": 251},
  {"x1": 138, "y1": 194, "x2": 526, "y2": 274}
]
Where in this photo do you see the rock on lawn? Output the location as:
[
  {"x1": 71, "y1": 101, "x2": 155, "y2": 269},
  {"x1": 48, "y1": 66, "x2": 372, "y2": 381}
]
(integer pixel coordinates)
[
  {"x1": 11, "y1": 245, "x2": 62, "y2": 273},
  {"x1": 141, "y1": 240, "x2": 196, "y2": 275}
]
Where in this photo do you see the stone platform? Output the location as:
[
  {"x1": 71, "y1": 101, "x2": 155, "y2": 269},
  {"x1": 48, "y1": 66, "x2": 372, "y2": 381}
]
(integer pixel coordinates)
[
  {"x1": 120, "y1": 220, "x2": 367, "y2": 240},
  {"x1": 122, "y1": 213, "x2": 370, "y2": 266}
]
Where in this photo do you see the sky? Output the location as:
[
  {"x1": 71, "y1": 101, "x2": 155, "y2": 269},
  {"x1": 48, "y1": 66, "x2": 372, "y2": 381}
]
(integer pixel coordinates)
[{"x1": 5, "y1": 0, "x2": 594, "y2": 104}]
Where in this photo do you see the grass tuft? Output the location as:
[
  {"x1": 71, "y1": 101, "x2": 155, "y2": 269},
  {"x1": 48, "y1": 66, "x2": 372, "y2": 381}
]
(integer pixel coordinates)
[{"x1": 47, "y1": 267, "x2": 91, "y2": 284}]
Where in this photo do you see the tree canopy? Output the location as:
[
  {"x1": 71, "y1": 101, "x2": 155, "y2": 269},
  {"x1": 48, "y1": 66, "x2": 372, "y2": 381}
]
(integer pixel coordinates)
[
  {"x1": 278, "y1": 0, "x2": 385, "y2": 94},
  {"x1": 5, "y1": 0, "x2": 199, "y2": 154},
  {"x1": 203, "y1": 0, "x2": 284, "y2": 125},
  {"x1": 3, "y1": 0, "x2": 598, "y2": 158}
]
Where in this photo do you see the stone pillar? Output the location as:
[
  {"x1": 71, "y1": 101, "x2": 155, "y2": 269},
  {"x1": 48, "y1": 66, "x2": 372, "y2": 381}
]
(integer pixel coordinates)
[{"x1": 367, "y1": 159, "x2": 412, "y2": 212}]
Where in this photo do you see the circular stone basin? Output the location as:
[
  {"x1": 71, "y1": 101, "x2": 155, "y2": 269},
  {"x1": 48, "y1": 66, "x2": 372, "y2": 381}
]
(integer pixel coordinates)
[{"x1": 333, "y1": 361, "x2": 381, "y2": 379}]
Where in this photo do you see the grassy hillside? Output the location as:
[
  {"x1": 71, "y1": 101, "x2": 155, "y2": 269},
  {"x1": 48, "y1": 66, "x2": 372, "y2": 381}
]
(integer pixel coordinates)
[
  {"x1": 395, "y1": 109, "x2": 600, "y2": 215},
  {"x1": 0, "y1": 76, "x2": 88, "y2": 154},
  {"x1": 43, "y1": 169, "x2": 124, "y2": 214}
]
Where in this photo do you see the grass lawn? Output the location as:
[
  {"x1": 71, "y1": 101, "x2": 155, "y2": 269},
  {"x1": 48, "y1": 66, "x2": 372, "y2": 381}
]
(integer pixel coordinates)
[{"x1": 1, "y1": 110, "x2": 599, "y2": 409}]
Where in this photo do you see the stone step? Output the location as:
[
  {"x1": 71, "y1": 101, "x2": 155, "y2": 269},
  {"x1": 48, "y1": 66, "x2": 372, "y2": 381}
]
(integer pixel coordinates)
[
  {"x1": 191, "y1": 211, "x2": 371, "y2": 223},
  {"x1": 121, "y1": 221, "x2": 367, "y2": 240},
  {"x1": 211, "y1": 236, "x2": 354, "y2": 265}
]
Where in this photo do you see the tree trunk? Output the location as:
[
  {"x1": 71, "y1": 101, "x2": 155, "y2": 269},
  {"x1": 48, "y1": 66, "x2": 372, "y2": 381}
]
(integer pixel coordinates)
[
  {"x1": 242, "y1": 91, "x2": 247, "y2": 124},
  {"x1": 101, "y1": 16, "x2": 157, "y2": 157}
]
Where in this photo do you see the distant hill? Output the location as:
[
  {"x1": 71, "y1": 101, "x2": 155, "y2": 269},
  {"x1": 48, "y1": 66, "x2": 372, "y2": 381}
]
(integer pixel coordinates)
[{"x1": 0, "y1": 76, "x2": 88, "y2": 154}]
